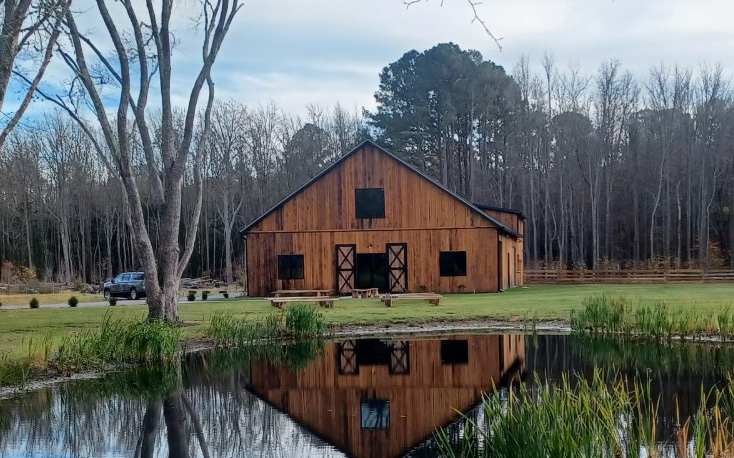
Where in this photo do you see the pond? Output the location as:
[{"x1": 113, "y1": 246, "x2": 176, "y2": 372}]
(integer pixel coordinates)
[{"x1": 0, "y1": 333, "x2": 732, "y2": 457}]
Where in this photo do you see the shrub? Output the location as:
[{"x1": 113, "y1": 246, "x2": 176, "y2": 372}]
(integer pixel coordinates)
[
  {"x1": 108, "y1": 297, "x2": 117, "y2": 306},
  {"x1": 29, "y1": 297, "x2": 39, "y2": 309},
  {"x1": 223, "y1": 292, "x2": 229, "y2": 299},
  {"x1": 68, "y1": 296, "x2": 79, "y2": 308},
  {"x1": 187, "y1": 292, "x2": 196, "y2": 301},
  {"x1": 202, "y1": 290, "x2": 209, "y2": 301}
]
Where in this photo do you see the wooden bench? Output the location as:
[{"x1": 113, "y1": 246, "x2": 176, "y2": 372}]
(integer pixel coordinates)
[
  {"x1": 381, "y1": 293, "x2": 443, "y2": 307},
  {"x1": 268, "y1": 296, "x2": 339, "y2": 309},
  {"x1": 273, "y1": 289, "x2": 332, "y2": 298},
  {"x1": 351, "y1": 287, "x2": 379, "y2": 298}
]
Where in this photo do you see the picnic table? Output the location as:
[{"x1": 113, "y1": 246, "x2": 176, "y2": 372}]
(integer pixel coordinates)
[
  {"x1": 268, "y1": 296, "x2": 339, "y2": 309},
  {"x1": 381, "y1": 293, "x2": 443, "y2": 307},
  {"x1": 351, "y1": 287, "x2": 380, "y2": 298},
  {"x1": 273, "y1": 289, "x2": 332, "y2": 298}
]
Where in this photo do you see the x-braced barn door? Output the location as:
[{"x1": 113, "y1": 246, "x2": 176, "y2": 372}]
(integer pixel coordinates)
[
  {"x1": 335, "y1": 244, "x2": 356, "y2": 294},
  {"x1": 387, "y1": 243, "x2": 408, "y2": 293}
]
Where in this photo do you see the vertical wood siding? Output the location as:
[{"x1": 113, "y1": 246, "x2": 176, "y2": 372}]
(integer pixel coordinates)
[
  {"x1": 244, "y1": 144, "x2": 523, "y2": 295},
  {"x1": 249, "y1": 335, "x2": 526, "y2": 458}
]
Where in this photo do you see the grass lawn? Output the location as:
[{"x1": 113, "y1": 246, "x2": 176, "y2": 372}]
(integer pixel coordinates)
[{"x1": 1, "y1": 283, "x2": 732, "y2": 361}]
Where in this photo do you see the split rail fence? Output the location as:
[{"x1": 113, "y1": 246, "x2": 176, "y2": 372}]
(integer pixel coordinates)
[{"x1": 525, "y1": 269, "x2": 734, "y2": 284}]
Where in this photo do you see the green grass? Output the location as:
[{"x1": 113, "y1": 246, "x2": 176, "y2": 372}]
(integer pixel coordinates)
[
  {"x1": 437, "y1": 369, "x2": 734, "y2": 458},
  {"x1": 571, "y1": 293, "x2": 734, "y2": 340},
  {"x1": 0, "y1": 283, "x2": 732, "y2": 364},
  {"x1": 0, "y1": 314, "x2": 181, "y2": 386}
]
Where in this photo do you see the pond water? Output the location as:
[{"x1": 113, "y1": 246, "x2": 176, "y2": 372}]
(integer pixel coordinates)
[{"x1": 0, "y1": 333, "x2": 732, "y2": 458}]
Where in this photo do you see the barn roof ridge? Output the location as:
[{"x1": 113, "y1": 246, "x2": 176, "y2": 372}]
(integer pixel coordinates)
[{"x1": 240, "y1": 139, "x2": 519, "y2": 237}]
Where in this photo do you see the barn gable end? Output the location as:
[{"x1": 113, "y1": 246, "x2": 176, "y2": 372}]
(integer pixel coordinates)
[{"x1": 242, "y1": 140, "x2": 515, "y2": 236}]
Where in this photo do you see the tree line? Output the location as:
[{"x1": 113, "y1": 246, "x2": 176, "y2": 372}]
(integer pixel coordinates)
[
  {"x1": 371, "y1": 43, "x2": 734, "y2": 270},
  {"x1": 2, "y1": 41, "x2": 733, "y2": 287},
  {"x1": 0, "y1": 103, "x2": 365, "y2": 285}
]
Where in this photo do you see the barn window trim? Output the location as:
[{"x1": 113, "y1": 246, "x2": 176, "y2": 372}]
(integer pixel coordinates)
[
  {"x1": 277, "y1": 254, "x2": 304, "y2": 280},
  {"x1": 355, "y1": 188, "x2": 386, "y2": 219},
  {"x1": 439, "y1": 251, "x2": 467, "y2": 277}
]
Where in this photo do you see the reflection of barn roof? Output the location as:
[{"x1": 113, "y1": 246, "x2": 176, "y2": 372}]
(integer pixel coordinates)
[
  {"x1": 240, "y1": 140, "x2": 520, "y2": 238},
  {"x1": 246, "y1": 336, "x2": 526, "y2": 458}
]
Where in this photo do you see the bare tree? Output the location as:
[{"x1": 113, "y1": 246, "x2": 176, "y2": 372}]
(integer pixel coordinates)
[
  {"x1": 31, "y1": 0, "x2": 242, "y2": 321},
  {"x1": 0, "y1": 0, "x2": 70, "y2": 148}
]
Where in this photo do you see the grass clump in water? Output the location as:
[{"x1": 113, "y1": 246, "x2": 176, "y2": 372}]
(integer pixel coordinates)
[
  {"x1": 54, "y1": 314, "x2": 181, "y2": 370},
  {"x1": 0, "y1": 313, "x2": 182, "y2": 387},
  {"x1": 207, "y1": 304, "x2": 325, "y2": 347},
  {"x1": 572, "y1": 294, "x2": 726, "y2": 341},
  {"x1": 437, "y1": 370, "x2": 734, "y2": 458}
]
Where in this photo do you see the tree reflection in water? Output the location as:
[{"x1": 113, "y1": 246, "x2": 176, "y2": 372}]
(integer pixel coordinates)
[{"x1": 0, "y1": 339, "x2": 338, "y2": 458}]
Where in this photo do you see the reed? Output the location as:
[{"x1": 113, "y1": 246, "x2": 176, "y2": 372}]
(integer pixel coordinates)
[
  {"x1": 436, "y1": 370, "x2": 734, "y2": 458},
  {"x1": 572, "y1": 294, "x2": 726, "y2": 341},
  {"x1": 53, "y1": 314, "x2": 181, "y2": 369},
  {"x1": 206, "y1": 305, "x2": 325, "y2": 347}
]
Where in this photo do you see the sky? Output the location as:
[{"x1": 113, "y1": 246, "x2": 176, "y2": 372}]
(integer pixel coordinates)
[{"x1": 10, "y1": 0, "x2": 734, "y2": 118}]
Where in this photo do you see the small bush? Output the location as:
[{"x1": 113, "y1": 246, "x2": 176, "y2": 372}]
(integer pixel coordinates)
[
  {"x1": 68, "y1": 296, "x2": 79, "y2": 308},
  {"x1": 223, "y1": 292, "x2": 229, "y2": 299},
  {"x1": 187, "y1": 292, "x2": 196, "y2": 301},
  {"x1": 202, "y1": 291, "x2": 209, "y2": 301},
  {"x1": 29, "y1": 297, "x2": 39, "y2": 309},
  {"x1": 108, "y1": 297, "x2": 117, "y2": 306}
]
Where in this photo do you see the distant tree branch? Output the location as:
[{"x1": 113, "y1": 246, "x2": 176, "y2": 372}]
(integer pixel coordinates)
[{"x1": 403, "y1": 0, "x2": 502, "y2": 50}]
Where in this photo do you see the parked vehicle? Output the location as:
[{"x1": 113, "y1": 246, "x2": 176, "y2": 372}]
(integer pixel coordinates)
[{"x1": 103, "y1": 272, "x2": 146, "y2": 300}]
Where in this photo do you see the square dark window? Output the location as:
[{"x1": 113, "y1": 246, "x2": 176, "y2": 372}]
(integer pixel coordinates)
[
  {"x1": 440, "y1": 340, "x2": 469, "y2": 365},
  {"x1": 439, "y1": 251, "x2": 467, "y2": 277},
  {"x1": 355, "y1": 188, "x2": 385, "y2": 219},
  {"x1": 277, "y1": 255, "x2": 304, "y2": 280},
  {"x1": 361, "y1": 400, "x2": 390, "y2": 429}
]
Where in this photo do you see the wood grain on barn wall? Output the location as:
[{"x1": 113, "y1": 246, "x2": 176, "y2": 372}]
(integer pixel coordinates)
[
  {"x1": 246, "y1": 227, "x2": 499, "y2": 296},
  {"x1": 245, "y1": 143, "x2": 523, "y2": 295},
  {"x1": 248, "y1": 335, "x2": 526, "y2": 458},
  {"x1": 248, "y1": 145, "x2": 494, "y2": 233}
]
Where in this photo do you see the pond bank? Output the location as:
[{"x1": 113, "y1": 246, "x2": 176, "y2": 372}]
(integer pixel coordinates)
[{"x1": 1, "y1": 319, "x2": 560, "y2": 399}]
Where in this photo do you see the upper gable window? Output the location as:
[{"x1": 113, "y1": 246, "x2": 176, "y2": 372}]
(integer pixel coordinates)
[{"x1": 355, "y1": 188, "x2": 385, "y2": 219}]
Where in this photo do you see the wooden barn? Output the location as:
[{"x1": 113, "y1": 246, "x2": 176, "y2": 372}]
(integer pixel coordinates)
[
  {"x1": 248, "y1": 335, "x2": 526, "y2": 458},
  {"x1": 241, "y1": 140, "x2": 524, "y2": 297}
]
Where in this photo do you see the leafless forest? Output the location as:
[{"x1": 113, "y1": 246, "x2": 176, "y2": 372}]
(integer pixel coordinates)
[{"x1": 1, "y1": 44, "x2": 733, "y2": 284}]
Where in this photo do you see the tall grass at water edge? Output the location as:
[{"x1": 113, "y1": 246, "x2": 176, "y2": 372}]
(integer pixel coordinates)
[
  {"x1": 0, "y1": 313, "x2": 181, "y2": 387},
  {"x1": 570, "y1": 294, "x2": 734, "y2": 341},
  {"x1": 437, "y1": 369, "x2": 734, "y2": 458},
  {"x1": 206, "y1": 303, "x2": 326, "y2": 347}
]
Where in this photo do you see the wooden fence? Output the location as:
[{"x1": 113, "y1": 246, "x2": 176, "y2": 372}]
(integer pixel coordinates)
[{"x1": 525, "y1": 269, "x2": 734, "y2": 284}]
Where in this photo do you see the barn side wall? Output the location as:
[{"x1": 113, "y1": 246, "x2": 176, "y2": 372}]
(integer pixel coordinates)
[{"x1": 246, "y1": 227, "x2": 500, "y2": 296}]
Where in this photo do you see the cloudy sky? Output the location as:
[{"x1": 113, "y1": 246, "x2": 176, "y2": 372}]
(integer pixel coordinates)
[{"x1": 13, "y1": 0, "x2": 734, "y2": 118}]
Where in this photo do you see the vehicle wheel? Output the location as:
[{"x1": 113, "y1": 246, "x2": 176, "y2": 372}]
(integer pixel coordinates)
[
  {"x1": 129, "y1": 288, "x2": 138, "y2": 300},
  {"x1": 104, "y1": 289, "x2": 111, "y2": 301}
]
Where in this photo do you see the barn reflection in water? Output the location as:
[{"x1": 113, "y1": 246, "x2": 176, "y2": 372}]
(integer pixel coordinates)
[{"x1": 248, "y1": 335, "x2": 526, "y2": 458}]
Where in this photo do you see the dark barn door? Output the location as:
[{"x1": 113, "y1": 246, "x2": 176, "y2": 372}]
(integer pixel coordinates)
[
  {"x1": 335, "y1": 244, "x2": 356, "y2": 294},
  {"x1": 387, "y1": 243, "x2": 408, "y2": 293},
  {"x1": 355, "y1": 253, "x2": 388, "y2": 292}
]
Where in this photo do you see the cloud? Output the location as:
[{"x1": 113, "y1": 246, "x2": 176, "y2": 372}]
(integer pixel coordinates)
[{"x1": 4, "y1": 0, "x2": 734, "y2": 120}]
